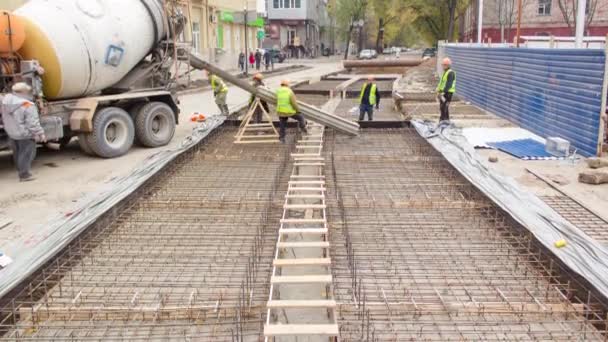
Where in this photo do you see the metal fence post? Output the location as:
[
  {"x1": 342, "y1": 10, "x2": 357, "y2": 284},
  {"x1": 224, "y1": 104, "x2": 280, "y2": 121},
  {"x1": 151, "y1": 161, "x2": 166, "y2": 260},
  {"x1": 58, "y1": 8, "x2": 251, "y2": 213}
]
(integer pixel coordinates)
[{"x1": 598, "y1": 35, "x2": 608, "y2": 156}]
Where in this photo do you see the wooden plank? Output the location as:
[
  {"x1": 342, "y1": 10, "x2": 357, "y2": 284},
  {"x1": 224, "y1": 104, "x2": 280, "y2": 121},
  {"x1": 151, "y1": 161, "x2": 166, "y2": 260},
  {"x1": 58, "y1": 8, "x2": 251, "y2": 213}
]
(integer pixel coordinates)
[
  {"x1": 284, "y1": 204, "x2": 327, "y2": 210},
  {"x1": 290, "y1": 175, "x2": 325, "y2": 179},
  {"x1": 277, "y1": 241, "x2": 330, "y2": 248},
  {"x1": 295, "y1": 145, "x2": 322, "y2": 149},
  {"x1": 267, "y1": 299, "x2": 336, "y2": 308},
  {"x1": 294, "y1": 163, "x2": 325, "y2": 166},
  {"x1": 287, "y1": 187, "x2": 327, "y2": 192},
  {"x1": 264, "y1": 324, "x2": 339, "y2": 336},
  {"x1": 273, "y1": 258, "x2": 332, "y2": 267},
  {"x1": 281, "y1": 218, "x2": 326, "y2": 223},
  {"x1": 279, "y1": 228, "x2": 328, "y2": 235},
  {"x1": 285, "y1": 194, "x2": 325, "y2": 199},
  {"x1": 288, "y1": 181, "x2": 325, "y2": 185},
  {"x1": 234, "y1": 140, "x2": 280, "y2": 144},
  {"x1": 271, "y1": 275, "x2": 332, "y2": 284}
]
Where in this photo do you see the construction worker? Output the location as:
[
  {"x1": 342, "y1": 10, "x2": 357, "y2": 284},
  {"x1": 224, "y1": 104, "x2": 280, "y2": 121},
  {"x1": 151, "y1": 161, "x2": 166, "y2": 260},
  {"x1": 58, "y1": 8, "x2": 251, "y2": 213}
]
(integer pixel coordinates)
[
  {"x1": 206, "y1": 70, "x2": 230, "y2": 116},
  {"x1": 276, "y1": 80, "x2": 307, "y2": 143},
  {"x1": 249, "y1": 73, "x2": 270, "y2": 123},
  {"x1": 437, "y1": 57, "x2": 456, "y2": 122},
  {"x1": 359, "y1": 75, "x2": 380, "y2": 121},
  {"x1": 1, "y1": 82, "x2": 46, "y2": 182}
]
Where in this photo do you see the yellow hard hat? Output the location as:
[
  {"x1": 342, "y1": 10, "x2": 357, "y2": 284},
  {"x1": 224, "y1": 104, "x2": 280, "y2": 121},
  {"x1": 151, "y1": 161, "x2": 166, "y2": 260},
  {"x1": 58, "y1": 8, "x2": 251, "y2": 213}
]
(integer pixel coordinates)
[
  {"x1": 281, "y1": 79, "x2": 290, "y2": 86},
  {"x1": 253, "y1": 73, "x2": 263, "y2": 80}
]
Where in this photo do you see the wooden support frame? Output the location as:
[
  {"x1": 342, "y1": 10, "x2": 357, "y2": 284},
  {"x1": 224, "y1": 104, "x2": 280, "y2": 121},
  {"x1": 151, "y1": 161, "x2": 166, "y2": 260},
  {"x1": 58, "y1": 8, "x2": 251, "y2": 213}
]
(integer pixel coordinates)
[{"x1": 234, "y1": 97, "x2": 280, "y2": 144}]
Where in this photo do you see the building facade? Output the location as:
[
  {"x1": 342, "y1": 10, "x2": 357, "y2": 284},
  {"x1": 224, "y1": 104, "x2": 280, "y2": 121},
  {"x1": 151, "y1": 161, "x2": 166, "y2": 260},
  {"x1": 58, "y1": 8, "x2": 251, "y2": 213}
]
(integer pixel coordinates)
[
  {"x1": 461, "y1": 0, "x2": 608, "y2": 43},
  {"x1": 264, "y1": 0, "x2": 330, "y2": 57}
]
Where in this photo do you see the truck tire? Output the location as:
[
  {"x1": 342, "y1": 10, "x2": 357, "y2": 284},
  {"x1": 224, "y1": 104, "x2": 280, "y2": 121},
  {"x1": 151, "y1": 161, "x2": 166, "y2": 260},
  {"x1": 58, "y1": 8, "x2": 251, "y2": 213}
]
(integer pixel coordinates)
[
  {"x1": 86, "y1": 107, "x2": 135, "y2": 158},
  {"x1": 78, "y1": 134, "x2": 95, "y2": 155},
  {"x1": 134, "y1": 102, "x2": 176, "y2": 148}
]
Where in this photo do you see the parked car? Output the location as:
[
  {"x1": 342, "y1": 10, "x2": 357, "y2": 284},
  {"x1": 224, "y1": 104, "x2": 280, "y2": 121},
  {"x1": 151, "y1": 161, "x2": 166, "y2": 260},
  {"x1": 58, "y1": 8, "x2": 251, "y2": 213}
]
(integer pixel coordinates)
[
  {"x1": 370, "y1": 50, "x2": 378, "y2": 59},
  {"x1": 268, "y1": 49, "x2": 287, "y2": 63},
  {"x1": 383, "y1": 47, "x2": 393, "y2": 55},
  {"x1": 422, "y1": 48, "x2": 437, "y2": 58},
  {"x1": 359, "y1": 49, "x2": 374, "y2": 60}
]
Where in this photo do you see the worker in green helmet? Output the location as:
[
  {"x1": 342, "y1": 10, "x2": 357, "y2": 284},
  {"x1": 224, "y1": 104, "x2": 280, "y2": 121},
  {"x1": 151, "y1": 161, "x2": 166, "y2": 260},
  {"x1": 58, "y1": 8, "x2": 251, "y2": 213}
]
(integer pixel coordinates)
[
  {"x1": 437, "y1": 57, "x2": 456, "y2": 122},
  {"x1": 275, "y1": 79, "x2": 307, "y2": 143},
  {"x1": 206, "y1": 70, "x2": 230, "y2": 116}
]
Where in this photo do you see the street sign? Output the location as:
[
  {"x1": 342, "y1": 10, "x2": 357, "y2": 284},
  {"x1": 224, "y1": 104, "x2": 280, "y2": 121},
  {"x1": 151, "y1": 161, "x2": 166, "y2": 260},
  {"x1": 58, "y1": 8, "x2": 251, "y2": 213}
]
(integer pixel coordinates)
[{"x1": 257, "y1": 30, "x2": 265, "y2": 40}]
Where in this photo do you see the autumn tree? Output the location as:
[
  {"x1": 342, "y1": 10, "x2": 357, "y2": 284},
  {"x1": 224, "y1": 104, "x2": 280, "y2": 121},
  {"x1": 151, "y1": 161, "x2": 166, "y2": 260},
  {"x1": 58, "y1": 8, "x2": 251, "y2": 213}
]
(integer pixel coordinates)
[
  {"x1": 334, "y1": 0, "x2": 368, "y2": 59},
  {"x1": 556, "y1": 0, "x2": 605, "y2": 35}
]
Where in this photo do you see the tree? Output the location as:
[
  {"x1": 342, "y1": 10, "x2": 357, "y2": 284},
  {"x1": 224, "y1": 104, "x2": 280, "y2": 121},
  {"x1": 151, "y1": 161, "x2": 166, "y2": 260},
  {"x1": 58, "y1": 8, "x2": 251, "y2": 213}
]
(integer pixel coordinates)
[
  {"x1": 556, "y1": 0, "x2": 606, "y2": 35},
  {"x1": 333, "y1": 0, "x2": 367, "y2": 59},
  {"x1": 496, "y1": 0, "x2": 529, "y2": 43},
  {"x1": 407, "y1": 0, "x2": 470, "y2": 44},
  {"x1": 371, "y1": 0, "x2": 418, "y2": 51}
]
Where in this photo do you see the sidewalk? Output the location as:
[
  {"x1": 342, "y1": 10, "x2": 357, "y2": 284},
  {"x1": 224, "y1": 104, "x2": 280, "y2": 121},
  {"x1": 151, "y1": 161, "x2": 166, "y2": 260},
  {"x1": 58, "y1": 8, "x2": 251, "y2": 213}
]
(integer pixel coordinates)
[{"x1": 0, "y1": 60, "x2": 342, "y2": 252}]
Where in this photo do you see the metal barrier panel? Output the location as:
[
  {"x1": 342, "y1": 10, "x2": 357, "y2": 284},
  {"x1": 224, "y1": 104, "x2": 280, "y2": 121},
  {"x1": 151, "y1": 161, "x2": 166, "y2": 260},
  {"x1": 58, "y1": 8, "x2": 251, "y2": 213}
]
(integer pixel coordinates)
[{"x1": 445, "y1": 46, "x2": 606, "y2": 156}]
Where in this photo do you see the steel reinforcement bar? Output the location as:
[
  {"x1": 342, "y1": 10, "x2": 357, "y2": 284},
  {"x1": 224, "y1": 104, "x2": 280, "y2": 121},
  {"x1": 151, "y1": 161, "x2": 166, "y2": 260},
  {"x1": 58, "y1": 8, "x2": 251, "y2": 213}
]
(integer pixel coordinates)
[{"x1": 325, "y1": 128, "x2": 608, "y2": 341}]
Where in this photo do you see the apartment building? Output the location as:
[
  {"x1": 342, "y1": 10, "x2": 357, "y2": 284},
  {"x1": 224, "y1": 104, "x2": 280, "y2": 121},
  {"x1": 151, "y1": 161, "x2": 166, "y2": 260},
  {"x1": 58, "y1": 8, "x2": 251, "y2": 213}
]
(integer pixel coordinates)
[
  {"x1": 265, "y1": 0, "x2": 330, "y2": 57},
  {"x1": 461, "y1": 0, "x2": 608, "y2": 43}
]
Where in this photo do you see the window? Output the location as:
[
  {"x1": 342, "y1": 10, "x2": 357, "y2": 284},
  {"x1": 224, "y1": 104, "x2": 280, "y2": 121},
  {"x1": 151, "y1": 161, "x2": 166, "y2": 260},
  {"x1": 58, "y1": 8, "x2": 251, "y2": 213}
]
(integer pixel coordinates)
[
  {"x1": 192, "y1": 22, "x2": 201, "y2": 53},
  {"x1": 274, "y1": 0, "x2": 300, "y2": 9},
  {"x1": 538, "y1": 0, "x2": 551, "y2": 16},
  {"x1": 284, "y1": 0, "x2": 290, "y2": 8},
  {"x1": 273, "y1": 0, "x2": 279, "y2": 8},
  {"x1": 294, "y1": 0, "x2": 301, "y2": 8}
]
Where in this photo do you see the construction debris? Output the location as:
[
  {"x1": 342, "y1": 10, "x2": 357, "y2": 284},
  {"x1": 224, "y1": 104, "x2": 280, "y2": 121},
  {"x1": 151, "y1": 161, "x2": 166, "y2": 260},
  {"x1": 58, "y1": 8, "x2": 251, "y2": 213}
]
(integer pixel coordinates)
[
  {"x1": 579, "y1": 171, "x2": 608, "y2": 185},
  {"x1": 588, "y1": 157, "x2": 608, "y2": 169}
]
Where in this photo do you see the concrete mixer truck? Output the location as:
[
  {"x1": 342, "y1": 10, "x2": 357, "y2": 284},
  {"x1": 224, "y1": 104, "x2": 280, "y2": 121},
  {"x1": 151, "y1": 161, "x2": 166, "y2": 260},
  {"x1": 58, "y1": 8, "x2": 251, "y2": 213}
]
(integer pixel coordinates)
[{"x1": 0, "y1": 0, "x2": 187, "y2": 158}]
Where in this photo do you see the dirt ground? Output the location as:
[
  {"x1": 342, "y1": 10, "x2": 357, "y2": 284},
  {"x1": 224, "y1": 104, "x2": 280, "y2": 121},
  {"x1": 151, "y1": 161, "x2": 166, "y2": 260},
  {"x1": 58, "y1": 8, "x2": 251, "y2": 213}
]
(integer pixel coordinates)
[{"x1": 0, "y1": 60, "x2": 342, "y2": 252}]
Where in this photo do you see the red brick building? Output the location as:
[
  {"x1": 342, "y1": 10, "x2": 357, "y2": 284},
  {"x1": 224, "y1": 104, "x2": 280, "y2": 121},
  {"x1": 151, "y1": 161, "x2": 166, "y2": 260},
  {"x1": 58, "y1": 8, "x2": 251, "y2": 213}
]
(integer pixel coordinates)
[{"x1": 461, "y1": 0, "x2": 608, "y2": 43}]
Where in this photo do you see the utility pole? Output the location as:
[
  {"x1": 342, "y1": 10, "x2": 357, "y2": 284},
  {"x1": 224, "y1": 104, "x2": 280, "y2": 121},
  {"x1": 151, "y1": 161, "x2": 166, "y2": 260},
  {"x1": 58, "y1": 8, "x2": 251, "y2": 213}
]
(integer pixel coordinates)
[
  {"x1": 477, "y1": 0, "x2": 484, "y2": 43},
  {"x1": 575, "y1": 0, "x2": 587, "y2": 48},
  {"x1": 515, "y1": 0, "x2": 522, "y2": 47},
  {"x1": 244, "y1": 4, "x2": 249, "y2": 76}
]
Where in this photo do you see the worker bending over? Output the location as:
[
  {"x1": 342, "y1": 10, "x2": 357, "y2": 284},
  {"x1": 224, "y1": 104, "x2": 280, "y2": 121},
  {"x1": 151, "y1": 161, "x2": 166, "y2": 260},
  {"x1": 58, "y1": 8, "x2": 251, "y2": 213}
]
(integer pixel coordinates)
[
  {"x1": 206, "y1": 70, "x2": 230, "y2": 116},
  {"x1": 1, "y1": 82, "x2": 46, "y2": 182},
  {"x1": 437, "y1": 57, "x2": 456, "y2": 122},
  {"x1": 275, "y1": 80, "x2": 307, "y2": 143},
  {"x1": 249, "y1": 73, "x2": 270, "y2": 123},
  {"x1": 359, "y1": 75, "x2": 380, "y2": 121}
]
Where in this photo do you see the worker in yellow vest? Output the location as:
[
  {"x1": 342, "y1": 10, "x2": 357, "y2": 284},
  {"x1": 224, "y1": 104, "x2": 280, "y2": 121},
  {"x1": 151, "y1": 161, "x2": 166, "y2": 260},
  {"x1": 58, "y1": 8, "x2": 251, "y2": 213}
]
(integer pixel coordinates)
[
  {"x1": 359, "y1": 75, "x2": 380, "y2": 121},
  {"x1": 437, "y1": 57, "x2": 456, "y2": 122},
  {"x1": 206, "y1": 70, "x2": 230, "y2": 116},
  {"x1": 275, "y1": 80, "x2": 307, "y2": 143}
]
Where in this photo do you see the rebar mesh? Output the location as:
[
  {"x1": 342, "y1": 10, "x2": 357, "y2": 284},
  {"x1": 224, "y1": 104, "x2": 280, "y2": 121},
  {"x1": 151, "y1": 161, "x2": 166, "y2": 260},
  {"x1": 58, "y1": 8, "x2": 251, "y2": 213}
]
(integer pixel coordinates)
[
  {"x1": 0, "y1": 127, "x2": 295, "y2": 341},
  {"x1": 326, "y1": 128, "x2": 608, "y2": 341}
]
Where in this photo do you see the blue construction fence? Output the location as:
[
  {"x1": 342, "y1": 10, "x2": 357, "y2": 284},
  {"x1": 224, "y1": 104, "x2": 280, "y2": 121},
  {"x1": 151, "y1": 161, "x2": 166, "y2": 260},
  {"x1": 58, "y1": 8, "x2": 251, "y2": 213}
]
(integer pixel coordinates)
[{"x1": 444, "y1": 45, "x2": 606, "y2": 156}]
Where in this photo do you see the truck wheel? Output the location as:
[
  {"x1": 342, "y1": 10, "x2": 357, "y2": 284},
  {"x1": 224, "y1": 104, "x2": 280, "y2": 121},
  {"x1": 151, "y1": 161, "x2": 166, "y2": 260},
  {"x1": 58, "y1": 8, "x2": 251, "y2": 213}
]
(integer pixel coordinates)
[
  {"x1": 86, "y1": 107, "x2": 135, "y2": 158},
  {"x1": 134, "y1": 102, "x2": 176, "y2": 148},
  {"x1": 78, "y1": 134, "x2": 95, "y2": 155}
]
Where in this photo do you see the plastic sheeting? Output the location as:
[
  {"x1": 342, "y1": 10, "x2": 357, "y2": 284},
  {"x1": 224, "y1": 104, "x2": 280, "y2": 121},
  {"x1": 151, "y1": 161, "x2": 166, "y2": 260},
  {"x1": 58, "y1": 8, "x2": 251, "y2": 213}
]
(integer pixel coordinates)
[
  {"x1": 462, "y1": 127, "x2": 544, "y2": 148},
  {"x1": 0, "y1": 115, "x2": 226, "y2": 298},
  {"x1": 413, "y1": 120, "x2": 608, "y2": 301},
  {"x1": 445, "y1": 46, "x2": 605, "y2": 156}
]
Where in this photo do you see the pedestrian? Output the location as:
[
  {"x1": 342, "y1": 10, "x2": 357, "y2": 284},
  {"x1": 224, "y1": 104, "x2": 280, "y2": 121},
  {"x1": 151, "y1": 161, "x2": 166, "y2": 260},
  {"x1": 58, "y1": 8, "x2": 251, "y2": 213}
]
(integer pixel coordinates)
[
  {"x1": 238, "y1": 52, "x2": 245, "y2": 72},
  {"x1": 359, "y1": 75, "x2": 380, "y2": 121},
  {"x1": 1, "y1": 82, "x2": 46, "y2": 182},
  {"x1": 263, "y1": 50, "x2": 271, "y2": 71},
  {"x1": 206, "y1": 70, "x2": 229, "y2": 116},
  {"x1": 249, "y1": 51, "x2": 255, "y2": 69},
  {"x1": 249, "y1": 73, "x2": 270, "y2": 123},
  {"x1": 437, "y1": 57, "x2": 456, "y2": 122},
  {"x1": 255, "y1": 49, "x2": 262, "y2": 70},
  {"x1": 275, "y1": 80, "x2": 307, "y2": 143}
]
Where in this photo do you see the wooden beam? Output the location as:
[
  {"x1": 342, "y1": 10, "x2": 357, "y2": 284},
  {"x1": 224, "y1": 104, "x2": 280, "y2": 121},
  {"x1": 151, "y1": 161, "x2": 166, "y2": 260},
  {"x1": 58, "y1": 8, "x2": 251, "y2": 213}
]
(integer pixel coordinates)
[
  {"x1": 277, "y1": 241, "x2": 330, "y2": 248},
  {"x1": 267, "y1": 299, "x2": 336, "y2": 308},
  {"x1": 264, "y1": 324, "x2": 339, "y2": 336},
  {"x1": 273, "y1": 258, "x2": 332, "y2": 266},
  {"x1": 271, "y1": 275, "x2": 332, "y2": 284}
]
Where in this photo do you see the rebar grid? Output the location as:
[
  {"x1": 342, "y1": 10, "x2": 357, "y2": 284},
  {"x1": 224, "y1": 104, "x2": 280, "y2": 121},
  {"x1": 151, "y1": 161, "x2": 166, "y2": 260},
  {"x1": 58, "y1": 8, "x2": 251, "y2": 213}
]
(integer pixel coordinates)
[
  {"x1": 334, "y1": 100, "x2": 404, "y2": 122},
  {"x1": 0, "y1": 127, "x2": 296, "y2": 341},
  {"x1": 542, "y1": 195, "x2": 608, "y2": 245},
  {"x1": 325, "y1": 128, "x2": 608, "y2": 341}
]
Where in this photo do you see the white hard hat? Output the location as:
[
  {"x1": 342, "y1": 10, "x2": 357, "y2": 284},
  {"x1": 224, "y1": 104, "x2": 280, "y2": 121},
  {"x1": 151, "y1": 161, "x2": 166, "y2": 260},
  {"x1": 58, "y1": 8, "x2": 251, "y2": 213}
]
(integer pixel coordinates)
[{"x1": 12, "y1": 82, "x2": 32, "y2": 93}]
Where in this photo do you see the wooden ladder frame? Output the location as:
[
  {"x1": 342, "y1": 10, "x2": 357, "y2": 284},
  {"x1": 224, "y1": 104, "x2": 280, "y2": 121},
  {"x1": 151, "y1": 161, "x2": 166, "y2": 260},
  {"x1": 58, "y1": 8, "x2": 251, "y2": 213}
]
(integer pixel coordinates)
[{"x1": 234, "y1": 97, "x2": 280, "y2": 144}]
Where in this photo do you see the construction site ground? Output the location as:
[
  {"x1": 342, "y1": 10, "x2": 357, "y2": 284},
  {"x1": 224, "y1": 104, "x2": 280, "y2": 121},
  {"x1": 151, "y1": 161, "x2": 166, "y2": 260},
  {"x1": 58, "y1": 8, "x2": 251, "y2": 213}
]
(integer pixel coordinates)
[
  {"x1": 1, "y1": 56, "x2": 608, "y2": 341},
  {"x1": 0, "y1": 60, "x2": 341, "y2": 254}
]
